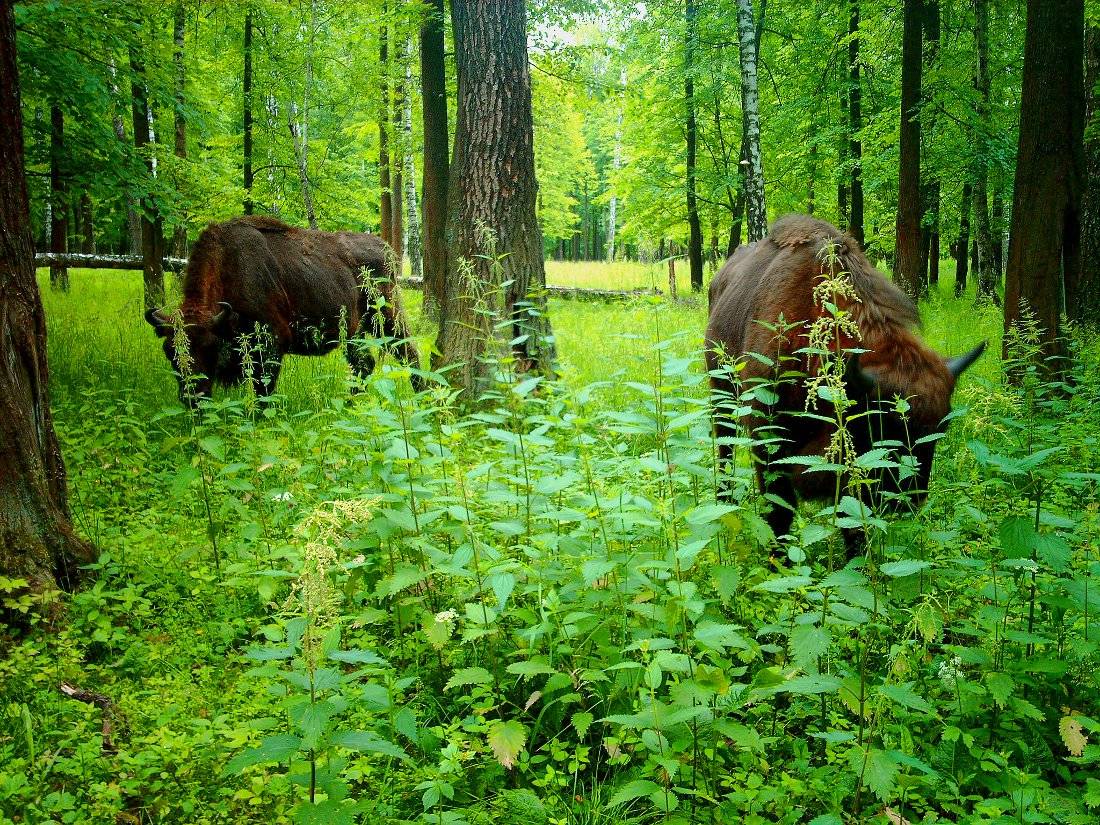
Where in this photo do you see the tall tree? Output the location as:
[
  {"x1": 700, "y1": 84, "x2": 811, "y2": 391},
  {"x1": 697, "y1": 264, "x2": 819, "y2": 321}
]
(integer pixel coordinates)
[
  {"x1": 436, "y1": 0, "x2": 554, "y2": 393},
  {"x1": 684, "y1": 0, "x2": 703, "y2": 292},
  {"x1": 379, "y1": 2, "x2": 393, "y2": 250},
  {"x1": 420, "y1": 0, "x2": 448, "y2": 320},
  {"x1": 130, "y1": 47, "x2": 165, "y2": 309},
  {"x1": 1004, "y1": 0, "x2": 1084, "y2": 364},
  {"x1": 1074, "y1": 23, "x2": 1100, "y2": 322},
  {"x1": 403, "y1": 34, "x2": 422, "y2": 282},
  {"x1": 48, "y1": 103, "x2": 68, "y2": 291},
  {"x1": 172, "y1": 1, "x2": 187, "y2": 255},
  {"x1": 288, "y1": 0, "x2": 318, "y2": 229},
  {"x1": 919, "y1": 0, "x2": 941, "y2": 288},
  {"x1": 391, "y1": 34, "x2": 406, "y2": 276},
  {"x1": 0, "y1": 0, "x2": 95, "y2": 590},
  {"x1": 955, "y1": 183, "x2": 972, "y2": 296},
  {"x1": 243, "y1": 7, "x2": 254, "y2": 214},
  {"x1": 608, "y1": 69, "x2": 625, "y2": 261},
  {"x1": 972, "y1": 0, "x2": 999, "y2": 304},
  {"x1": 736, "y1": 0, "x2": 767, "y2": 240},
  {"x1": 847, "y1": 0, "x2": 864, "y2": 246},
  {"x1": 894, "y1": 0, "x2": 924, "y2": 299}
]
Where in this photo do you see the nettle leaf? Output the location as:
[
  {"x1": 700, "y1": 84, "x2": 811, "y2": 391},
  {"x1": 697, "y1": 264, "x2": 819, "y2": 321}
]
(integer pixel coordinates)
[
  {"x1": 1060, "y1": 716, "x2": 1088, "y2": 757},
  {"x1": 999, "y1": 516, "x2": 1037, "y2": 557},
  {"x1": 849, "y1": 745, "x2": 899, "y2": 802},
  {"x1": 331, "y1": 730, "x2": 408, "y2": 760},
  {"x1": 807, "y1": 815, "x2": 843, "y2": 825},
  {"x1": 879, "y1": 682, "x2": 933, "y2": 714},
  {"x1": 506, "y1": 660, "x2": 557, "y2": 678},
  {"x1": 608, "y1": 779, "x2": 662, "y2": 808},
  {"x1": 789, "y1": 624, "x2": 831, "y2": 672},
  {"x1": 572, "y1": 712, "x2": 594, "y2": 739},
  {"x1": 445, "y1": 667, "x2": 493, "y2": 691},
  {"x1": 753, "y1": 575, "x2": 813, "y2": 593},
  {"x1": 487, "y1": 720, "x2": 527, "y2": 769},
  {"x1": 224, "y1": 733, "x2": 301, "y2": 775},
  {"x1": 712, "y1": 565, "x2": 741, "y2": 600},
  {"x1": 984, "y1": 672, "x2": 1015, "y2": 709},
  {"x1": 328, "y1": 649, "x2": 389, "y2": 666},
  {"x1": 780, "y1": 674, "x2": 842, "y2": 695},
  {"x1": 490, "y1": 572, "x2": 516, "y2": 610},
  {"x1": 1035, "y1": 533, "x2": 1071, "y2": 572},
  {"x1": 582, "y1": 559, "x2": 617, "y2": 587},
  {"x1": 879, "y1": 559, "x2": 933, "y2": 578},
  {"x1": 694, "y1": 622, "x2": 752, "y2": 652}
]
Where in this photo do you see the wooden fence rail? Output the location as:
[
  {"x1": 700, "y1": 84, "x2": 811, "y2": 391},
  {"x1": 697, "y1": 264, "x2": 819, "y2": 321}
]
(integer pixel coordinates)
[{"x1": 34, "y1": 253, "x2": 668, "y2": 302}]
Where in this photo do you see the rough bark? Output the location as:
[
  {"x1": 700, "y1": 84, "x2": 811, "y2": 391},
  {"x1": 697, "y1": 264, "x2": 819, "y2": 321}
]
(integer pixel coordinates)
[
  {"x1": 0, "y1": 1, "x2": 96, "y2": 592},
  {"x1": 243, "y1": 8, "x2": 254, "y2": 214},
  {"x1": 403, "y1": 35, "x2": 422, "y2": 282},
  {"x1": 420, "y1": 0, "x2": 448, "y2": 321},
  {"x1": 1074, "y1": 24, "x2": 1100, "y2": 322},
  {"x1": 955, "y1": 181, "x2": 971, "y2": 296},
  {"x1": 130, "y1": 48, "x2": 165, "y2": 309},
  {"x1": 973, "y1": 0, "x2": 999, "y2": 304},
  {"x1": 685, "y1": 0, "x2": 703, "y2": 291},
  {"x1": 736, "y1": 0, "x2": 767, "y2": 240},
  {"x1": 894, "y1": 0, "x2": 924, "y2": 299},
  {"x1": 1004, "y1": 0, "x2": 1084, "y2": 367},
  {"x1": 436, "y1": 0, "x2": 555, "y2": 394},
  {"x1": 379, "y1": 2, "x2": 392, "y2": 249},
  {"x1": 49, "y1": 104, "x2": 68, "y2": 291},
  {"x1": 847, "y1": 0, "x2": 864, "y2": 246},
  {"x1": 172, "y1": 1, "x2": 187, "y2": 256}
]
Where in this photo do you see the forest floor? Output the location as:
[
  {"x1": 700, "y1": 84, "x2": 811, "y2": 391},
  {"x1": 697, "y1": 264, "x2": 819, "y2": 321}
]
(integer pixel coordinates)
[{"x1": 1, "y1": 263, "x2": 1098, "y2": 825}]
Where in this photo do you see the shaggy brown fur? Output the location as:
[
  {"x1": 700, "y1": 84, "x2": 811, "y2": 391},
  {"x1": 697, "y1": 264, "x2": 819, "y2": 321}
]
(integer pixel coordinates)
[
  {"x1": 705, "y1": 214, "x2": 983, "y2": 545},
  {"x1": 146, "y1": 215, "x2": 421, "y2": 403}
]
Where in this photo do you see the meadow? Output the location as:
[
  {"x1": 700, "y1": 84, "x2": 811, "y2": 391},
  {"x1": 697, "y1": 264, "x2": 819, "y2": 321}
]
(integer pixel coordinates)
[{"x1": 2, "y1": 261, "x2": 1098, "y2": 825}]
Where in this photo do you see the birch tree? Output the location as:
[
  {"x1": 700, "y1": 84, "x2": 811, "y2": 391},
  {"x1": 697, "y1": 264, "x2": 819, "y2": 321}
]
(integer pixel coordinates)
[
  {"x1": 736, "y1": 0, "x2": 767, "y2": 241},
  {"x1": 403, "y1": 34, "x2": 422, "y2": 281}
]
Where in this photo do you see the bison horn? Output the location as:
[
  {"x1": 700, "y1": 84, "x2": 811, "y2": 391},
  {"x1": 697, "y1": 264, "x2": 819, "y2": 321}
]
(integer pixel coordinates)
[
  {"x1": 209, "y1": 301, "x2": 233, "y2": 325},
  {"x1": 946, "y1": 340, "x2": 987, "y2": 378},
  {"x1": 145, "y1": 307, "x2": 170, "y2": 328}
]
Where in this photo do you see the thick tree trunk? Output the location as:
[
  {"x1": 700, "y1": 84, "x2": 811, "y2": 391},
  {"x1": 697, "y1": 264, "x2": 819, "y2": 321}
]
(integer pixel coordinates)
[
  {"x1": 243, "y1": 8, "x2": 254, "y2": 214},
  {"x1": 0, "y1": 1, "x2": 95, "y2": 591},
  {"x1": 973, "y1": 0, "x2": 999, "y2": 305},
  {"x1": 955, "y1": 182, "x2": 971, "y2": 296},
  {"x1": 288, "y1": 0, "x2": 318, "y2": 230},
  {"x1": 1073, "y1": 24, "x2": 1100, "y2": 322},
  {"x1": 379, "y1": 2, "x2": 392, "y2": 249},
  {"x1": 847, "y1": 0, "x2": 864, "y2": 245},
  {"x1": 420, "y1": 0, "x2": 448, "y2": 321},
  {"x1": 684, "y1": 0, "x2": 703, "y2": 291},
  {"x1": 436, "y1": 0, "x2": 555, "y2": 393},
  {"x1": 49, "y1": 104, "x2": 68, "y2": 291},
  {"x1": 130, "y1": 49, "x2": 165, "y2": 310},
  {"x1": 1004, "y1": 0, "x2": 1084, "y2": 366},
  {"x1": 736, "y1": 0, "x2": 767, "y2": 240},
  {"x1": 172, "y1": 1, "x2": 187, "y2": 256},
  {"x1": 894, "y1": 0, "x2": 924, "y2": 299},
  {"x1": 403, "y1": 36, "x2": 422, "y2": 283}
]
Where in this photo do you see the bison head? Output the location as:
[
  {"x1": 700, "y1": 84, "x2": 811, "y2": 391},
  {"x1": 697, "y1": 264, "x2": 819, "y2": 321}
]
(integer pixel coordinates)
[
  {"x1": 842, "y1": 339, "x2": 986, "y2": 508},
  {"x1": 145, "y1": 302, "x2": 240, "y2": 407}
]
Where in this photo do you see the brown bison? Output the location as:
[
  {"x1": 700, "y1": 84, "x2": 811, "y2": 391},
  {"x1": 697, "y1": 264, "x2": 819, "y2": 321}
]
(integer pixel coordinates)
[
  {"x1": 145, "y1": 216, "x2": 421, "y2": 404},
  {"x1": 705, "y1": 214, "x2": 984, "y2": 544}
]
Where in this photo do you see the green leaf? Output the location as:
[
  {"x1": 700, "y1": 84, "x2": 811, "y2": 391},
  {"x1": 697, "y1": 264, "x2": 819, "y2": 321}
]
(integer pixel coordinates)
[
  {"x1": 753, "y1": 575, "x2": 812, "y2": 593},
  {"x1": 330, "y1": 730, "x2": 408, "y2": 761},
  {"x1": 292, "y1": 798, "x2": 358, "y2": 825},
  {"x1": 694, "y1": 622, "x2": 751, "y2": 652},
  {"x1": 879, "y1": 682, "x2": 933, "y2": 713},
  {"x1": 582, "y1": 559, "x2": 617, "y2": 587},
  {"x1": 608, "y1": 779, "x2": 662, "y2": 807},
  {"x1": 490, "y1": 572, "x2": 516, "y2": 610},
  {"x1": 789, "y1": 624, "x2": 831, "y2": 672},
  {"x1": 879, "y1": 559, "x2": 933, "y2": 578},
  {"x1": 779, "y1": 674, "x2": 842, "y2": 695},
  {"x1": 445, "y1": 667, "x2": 493, "y2": 691},
  {"x1": 506, "y1": 660, "x2": 557, "y2": 678},
  {"x1": 572, "y1": 712, "x2": 594, "y2": 739},
  {"x1": 224, "y1": 734, "x2": 301, "y2": 775},
  {"x1": 712, "y1": 565, "x2": 741, "y2": 600},
  {"x1": 487, "y1": 720, "x2": 527, "y2": 769},
  {"x1": 848, "y1": 745, "x2": 898, "y2": 802},
  {"x1": 999, "y1": 516, "x2": 1037, "y2": 556},
  {"x1": 807, "y1": 816, "x2": 843, "y2": 825},
  {"x1": 328, "y1": 649, "x2": 389, "y2": 666},
  {"x1": 985, "y1": 672, "x2": 1015, "y2": 709}
]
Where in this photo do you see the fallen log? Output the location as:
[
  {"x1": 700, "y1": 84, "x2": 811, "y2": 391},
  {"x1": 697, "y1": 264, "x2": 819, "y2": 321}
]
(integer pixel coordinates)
[{"x1": 34, "y1": 254, "x2": 665, "y2": 301}]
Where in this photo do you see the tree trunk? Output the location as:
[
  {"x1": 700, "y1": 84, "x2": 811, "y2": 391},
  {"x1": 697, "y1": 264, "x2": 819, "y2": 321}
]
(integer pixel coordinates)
[
  {"x1": 837, "y1": 81, "x2": 848, "y2": 228},
  {"x1": 685, "y1": 0, "x2": 703, "y2": 292},
  {"x1": 973, "y1": 0, "x2": 999, "y2": 305},
  {"x1": 130, "y1": 48, "x2": 165, "y2": 310},
  {"x1": 1004, "y1": 0, "x2": 1084, "y2": 366},
  {"x1": 608, "y1": 69, "x2": 625, "y2": 261},
  {"x1": 288, "y1": 0, "x2": 318, "y2": 230},
  {"x1": 920, "y1": 0, "x2": 940, "y2": 289},
  {"x1": 78, "y1": 193, "x2": 94, "y2": 253},
  {"x1": 420, "y1": 0, "x2": 448, "y2": 321},
  {"x1": 955, "y1": 182, "x2": 971, "y2": 297},
  {"x1": 243, "y1": 8, "x2": 254, "y2": 214},
  {"x1": 403, "y1": 35, "x2": 422, "y2": 283},
  {"x1": 1073, "y1": 24, "x2": 1100, "y2": 322},
  {"x1": 990, "y1": 181, "x2": 1004, "y2": 280},
  {"x1": 0, "y1": 1, "x2": 96, "y2": 592},
  {"x1": 391, "y1": 34, "x2": 405, "y2": 277},
  {"x1": 894, "y1": 0, "x2": 924, "y2": 299},
  {"x1": 847, "y1": 0, "x2": 864, "y2": 246},
  {"x1": 49, "y1": 104, "x2": 69, "y2": 291},
  {"x1": 172, "y1": 1, "x2": 188, "y2": 256},
  {"x1": 736, "y1": 0, "x2": 767, "y2": 240},
  {"x1": 379, "y1": 2, "x2": 392, "y2": 249},
  {"x1": 436, "y1": 0, "x2": 554, "y2": 393}
]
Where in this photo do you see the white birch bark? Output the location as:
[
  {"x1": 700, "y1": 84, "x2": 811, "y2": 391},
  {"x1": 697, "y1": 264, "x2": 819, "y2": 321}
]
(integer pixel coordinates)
[
  {"x1": 266, "y1": 93, "x2": 280, "y2": 215},
  {"x1": 402, "y1": 34, "x2": 422, "y2": 280},
  {"x1": 736, "y1": 0, "x2": 767, "y2": 241}
]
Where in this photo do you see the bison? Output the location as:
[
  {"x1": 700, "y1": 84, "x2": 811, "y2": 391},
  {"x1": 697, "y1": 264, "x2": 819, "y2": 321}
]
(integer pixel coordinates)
[
  {"x1": 145, "y1": 216, "x2": 421, "y2": 405},
  {"x1": 705, "y1": 214, "x2": 984, "y2": 545}
]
